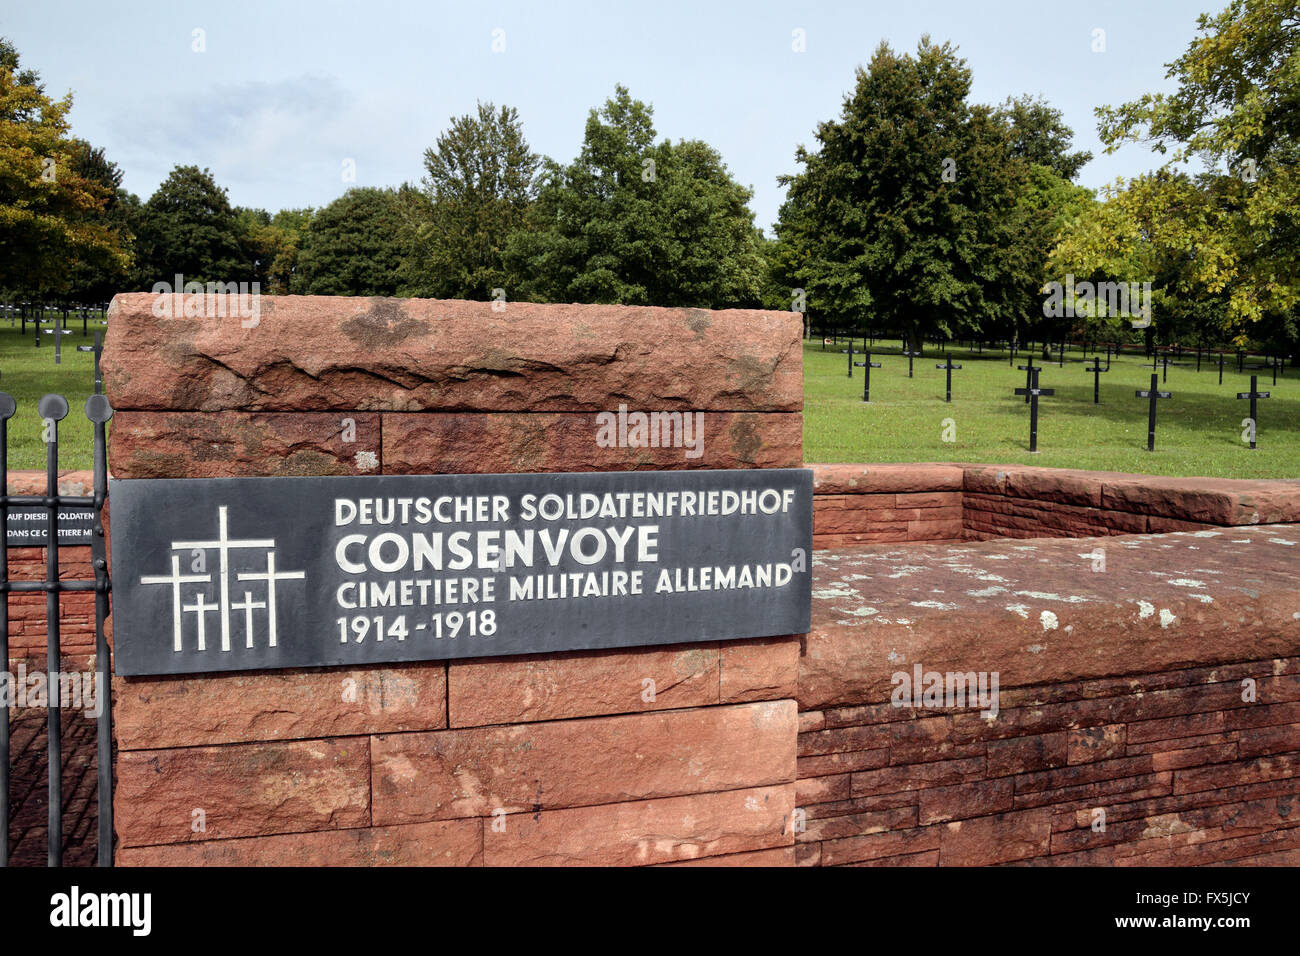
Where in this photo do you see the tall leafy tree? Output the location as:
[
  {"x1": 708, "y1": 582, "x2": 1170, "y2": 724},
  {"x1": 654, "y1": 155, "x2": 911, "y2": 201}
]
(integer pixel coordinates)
[
  {"x1": 506, "y1": 86, "x2": 764, "y2": 308},
  {"x1": 408, "y1": 102, "x2": 540, "y2": 300},
  {"x1": 996, "y1": 94, "x2": 1093, "y2": 181},
  {"x1": 0, "y1": 38, "x2": 128, "y2": 297},
  {"x1": 64, "y1": 139, "x2": 134, "y2": 301},
  {"x1": 775, "y1": 39, "x2": 1036, "y2": 349},
  {"x1": 295, "y1": 187, "x2": 409, "y2": 296},
  {"x1": 1091, "y1": 0, "x2": 1300, "y2": 332},
  {"x1": 132, "y1": 165, "x2": 245, "y2": 287},
  {"x1": 232, "y1": 206, "x2": 312, "y2": 294}
]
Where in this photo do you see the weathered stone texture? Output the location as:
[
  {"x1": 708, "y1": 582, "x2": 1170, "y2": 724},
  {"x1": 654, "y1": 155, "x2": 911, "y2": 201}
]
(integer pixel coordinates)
[{"x1": 103, "y1": 294, "x2": 803, "y2": 412}]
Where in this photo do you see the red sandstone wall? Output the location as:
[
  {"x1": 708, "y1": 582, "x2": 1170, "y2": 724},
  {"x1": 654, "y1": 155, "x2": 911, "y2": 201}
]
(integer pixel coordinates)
[
  {"x1": 6, "y1": 470, "x2": 98, "y2": 667},
  {"x1": 104, "y1": 294, "x2": 807, "y2": 866},
  {"x1": 813, "y1": 465, "x2": 964, "y2": 548},
  {"x1": 796, "y1": 656, "x2": 1300, "y2": 866},
  {"x1": 95, "y1": 290, "x2": 1300, "y2": 870},
  {"x1": 796, "y1": 528, "x2": 1300, "y2": 866},
  {"x1": 809, "y1": 463, "x2": 1300, "y2": 548}
]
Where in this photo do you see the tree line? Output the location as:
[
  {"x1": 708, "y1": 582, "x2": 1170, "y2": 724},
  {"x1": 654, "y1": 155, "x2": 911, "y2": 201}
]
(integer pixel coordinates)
[{"x1": 1, "y1": 0, "x2": 1296, "y2": 358}]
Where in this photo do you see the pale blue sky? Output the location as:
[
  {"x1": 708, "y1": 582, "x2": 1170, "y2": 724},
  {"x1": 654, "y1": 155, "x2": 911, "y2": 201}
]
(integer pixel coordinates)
[{"x1": 6, "y1": 0, "x2": 1212, "y2": 233}]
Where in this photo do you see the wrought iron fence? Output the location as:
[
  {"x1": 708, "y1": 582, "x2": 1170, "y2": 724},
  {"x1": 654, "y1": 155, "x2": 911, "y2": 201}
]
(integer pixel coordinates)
[{"x1": 0, "y1": 369, "x2": 113, "y2": 866}]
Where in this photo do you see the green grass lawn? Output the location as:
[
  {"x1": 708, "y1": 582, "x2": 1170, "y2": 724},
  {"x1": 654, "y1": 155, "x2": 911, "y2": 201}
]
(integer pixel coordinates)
[
  {"x1": 802, "y1": 339, "x2": 1299, "y2": 479},
  {"x1": 0, "y1": 313, "x2": 1295, "y2": 479},
  {"x1": 0, "y1": 316, "x2": 103, "y2": 471}
]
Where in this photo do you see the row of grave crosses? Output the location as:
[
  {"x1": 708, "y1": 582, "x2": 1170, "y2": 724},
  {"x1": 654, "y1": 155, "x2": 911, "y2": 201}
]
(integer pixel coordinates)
[
  {"x1": 840, "y1": 343, "x2": 1277, "y2": 453},
  {"x1": 842, "y1": 344, "x2": 963, "y2": 402},
  {"x1": 139, "y1": 505, "x2": 305, "y2": 654}
]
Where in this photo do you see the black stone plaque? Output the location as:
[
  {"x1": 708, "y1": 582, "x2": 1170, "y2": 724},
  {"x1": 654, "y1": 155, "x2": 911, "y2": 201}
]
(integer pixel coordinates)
[
  {"x1": 5, "y1": 505, "x2": 96, "y2": 547},
  {"x1": 109, "y1": 469, "x2": 814, "y2": 676}
]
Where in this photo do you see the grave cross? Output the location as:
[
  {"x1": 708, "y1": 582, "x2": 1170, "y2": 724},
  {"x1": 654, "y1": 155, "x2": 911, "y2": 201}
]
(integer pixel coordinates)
[
  {"x1": 76, "y1": 331, "x2": 104, "y2": 394},
  {"x1": 1013, "y1": 368, "x2": 1054, "y2": 453},
  {"x1": 1134, "y1": 374, "x2": 1173, "y2": 452},
  {"x1": 1236, "y1": 375, "x2": 1271, "y2": 450},
  {"x1": 1084, "y1": 357, "x2": 1109, "y2": 404},
  {"x1": 841, "y1": 342, "x2": 856, "y2": 377},
  {"x1": 1218, "y1": 352, "x2": 1225, "y2": 385},
  {"x1": 855, "y1": 352, "x2": 882, "y2": 402},
  {"x1": 935, "y1": 353, "x2": 963, "y2": 402},
  {"x1": 1017, "y1": 360, "x2": 1040, "y2": 404},
  {"x1": 1144, "y1": 353, "x2": 1171, "y2": 382},
  {"x1": 902, "y1": 349, "x2": 922, "y2": 378}
]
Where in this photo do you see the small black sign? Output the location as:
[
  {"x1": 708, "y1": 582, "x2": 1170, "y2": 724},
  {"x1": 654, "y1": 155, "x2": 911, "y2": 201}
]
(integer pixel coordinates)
[
  {"x1": 109, "y1": 469, "x2": 814, "y2": 676},
  {"x1": 5, "y1": 505, "x2": 96, "y2": 547}
]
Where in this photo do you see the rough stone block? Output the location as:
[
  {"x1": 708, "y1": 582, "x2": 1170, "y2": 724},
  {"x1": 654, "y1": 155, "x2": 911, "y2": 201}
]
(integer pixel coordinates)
[
  {"x1": 372, "y1": 700, "x2": 795, "y2": 824},
  {"x1": 482, "y1": 784, "x2": 794, "y2": 866},
  {"x1": 115, "y1": 737, "x2": 370, "y2": 847},
  {"x1": 447, "y1": 644, "x2": 719, "y2": 726},
  {"x1": 117, "y1": 820, "x2": 483, "y2": 866},
  {"x1": 108, "y1": 411, "x2": 381, "y2": 478},
  {"x1": 103, "y1": 294, "x2": 803, "y2": 412},
  {"x1": 114, "y1": 664, "x2": 447, "y2": 749},
  {"x1": 382, "y1": 412, "x2": 802, "y2": 473}
]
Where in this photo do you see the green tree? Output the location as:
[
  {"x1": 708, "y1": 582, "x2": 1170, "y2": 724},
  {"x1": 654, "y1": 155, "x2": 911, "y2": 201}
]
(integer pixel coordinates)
[
  {"x1": 408, "y1": 102, "x2": 540, "y2": 300},
  {"x1": 232, "y1": 206, "x2": 312, "y2": 294},
  {"x1": 1092, "y1": 0, "x2": 1300, "y2": 330},
  {"x1": 132, "y1": 165, "x2": 245, "y2": 287},
  {"x1": 775, "y1": 39, "x2": 1037, "y2": 350},
  {"x1": 0, "y1": 38, "x2": 128, "y2": 298},
  {"x1": 506, "y1": 86, "x2": 764, "y2": 308},
  {"x1": 63, "y1": 139, "x2": 134, "y2": 301},
  {"x1": 295, "y1": 187, "x2": 409, "y2": 296},
  {"x1": 996, "y1": 94, "x2": 1093, "y2": 181}
]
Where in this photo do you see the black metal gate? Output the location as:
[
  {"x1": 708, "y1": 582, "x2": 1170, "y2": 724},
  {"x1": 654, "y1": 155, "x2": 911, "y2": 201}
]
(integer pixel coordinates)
[{"x1": 0, "y1": 352, "x2": 113, "y2": 866}]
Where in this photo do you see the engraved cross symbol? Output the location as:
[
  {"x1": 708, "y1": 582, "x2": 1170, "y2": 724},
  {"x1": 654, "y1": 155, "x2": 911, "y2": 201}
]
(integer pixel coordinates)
[
  {"x1": 139, "y1": 554, "x2": 212, "y2": 652},
  {"x1": 172, "y1": 506, "x2": 275, "y2": 652},
  {"x1": 231, "y1": 591, "x2": 268, "y2": 648},
  {"x1": 181, "y1": 592, "x2": 220, "y2": 652},
  {"x1": 237, "y1": 551, "x2": 306, "y2": 648}
]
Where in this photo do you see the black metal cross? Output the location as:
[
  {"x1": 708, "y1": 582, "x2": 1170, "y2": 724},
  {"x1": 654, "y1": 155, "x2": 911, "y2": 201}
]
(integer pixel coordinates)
[
  {"x1": 1236, "y1": 374, "x2": 1270, "y2": 450},
  {"x1": 76, "y1": 331, "x2": 104, "y2": 394},
  {"x1": 1013, "y1": 368, "x2": 1054, "y2": 453},
  {"x1": 841, "y1": 342, "x2": 855, "y2": 377},
  {"x1": 1017, "y1": 360, "x2": 1040, "y2": 404},
  {"x1": 902, "y1": 349, "x2": 922, "y2": 378},
  {"x1": 1135, "y1": 374, "x2": 1172, "y2": 451},
  {"x1": 1218, "y1": 352, "x2": 1225, "y2": 385},
  {"x1": 41, "y1": 315, "x2": 72, "y2": 364},
  {"x1": 855, "y1": 352, "x2": 882, "y2": 402},
  {"x1": 935, "y1": 353, "x2": 963, "y2": 402},
  {"x1": 1084, "y1": 356, "x2": 1109, "y2": 404},
  {"x1": 1144, "y1": 353, "x2": 1171, "y2": 382}
]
